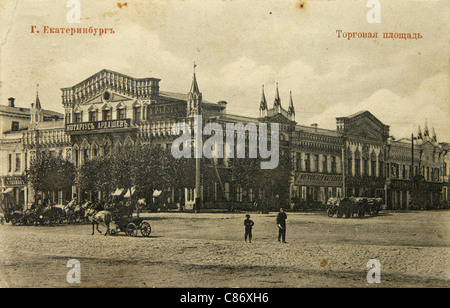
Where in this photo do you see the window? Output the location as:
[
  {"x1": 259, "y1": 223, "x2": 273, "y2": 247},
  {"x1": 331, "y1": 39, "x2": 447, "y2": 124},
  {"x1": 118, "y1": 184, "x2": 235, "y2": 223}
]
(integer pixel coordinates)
[
  {"x1": 83, "y1": 149, "x2": 89, "y2": 162},
  {"x1": 117, "y1": 108, "x2": 126, "y2": 120},
  {"x1": 371, "y1": 160, "x2": 377, "y2": 177},
  {"x1": 74, "y1": 112, "x2": 83, "y2": 123},
  {"x1": 363, "y1": 159, "x2": 369, "y2": 176},
  {"x1": 236, "y1": 186, "x2": 242, "y2": 202},
  {"x1": 296, "y1": 153, "x2": 302, "y2": 171},
  {"x1": 92, "y1": 146, "x2": 98, "y2": 157},
  {"x1": 104, "y1": 144, "x2": 110, "y2": 156},
  {"x1": 11, "y1": 121, "x2": 19, "y2": 132},
  {"x1": 331, "y1": 156, "x2": 337, "y2": 173},
  {"x1": 314, "y1": 155, "x2": 319, "y2": 172},
  {"x1": 133, "y1": 106, "x2": 141, "y2": 124},
  {"x1": 75, "y1": 149, "x2": 79, "y2": 168},
  {"x1": 355, "y1": 156, "x2": 361, "y2": 176},
  {"x1": 322, "y1": 155, "x2": 328, "y2": 173},
  {"x1": 103, "y1": 109, "x2": 112, "y2": 121},
  {"x1": 8, "y1": 154, "x2": 12, "y2": 172},
  {"x1": 305, "y1": 154, "x2": 310, "y2": 172},
  {"x1": 89, "y1": 110, "x2": 98, "y2": 122}
]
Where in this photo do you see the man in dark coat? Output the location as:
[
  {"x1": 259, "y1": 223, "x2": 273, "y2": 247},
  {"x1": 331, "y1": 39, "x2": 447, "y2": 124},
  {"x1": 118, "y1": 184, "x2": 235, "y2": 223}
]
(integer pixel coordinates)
[
  {"x1": 244, "y1": 214, "x2": 255, "y2": 243},
  {"x1": 277, "y1": 208, "x2": 287, "y2": 243}
]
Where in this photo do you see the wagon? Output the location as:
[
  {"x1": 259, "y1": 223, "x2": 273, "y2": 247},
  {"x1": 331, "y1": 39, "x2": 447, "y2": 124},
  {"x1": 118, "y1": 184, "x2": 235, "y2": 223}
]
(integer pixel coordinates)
[
  {"x1": 326, "y1": 197, "x2": 357, "y2": 218},
  {"x1": 110, "y1": 216, "x2": 152, "y2": 237}
]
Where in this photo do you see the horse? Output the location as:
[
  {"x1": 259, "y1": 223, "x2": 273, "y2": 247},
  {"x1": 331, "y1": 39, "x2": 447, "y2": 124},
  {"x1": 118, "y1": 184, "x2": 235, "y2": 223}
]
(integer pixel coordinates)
[
  {"x1": 84, "y1": 204, "x2": 112, "y2": 236},
  {"x1": 64, "y1": 200, "x2": 89, "y2": 223}
]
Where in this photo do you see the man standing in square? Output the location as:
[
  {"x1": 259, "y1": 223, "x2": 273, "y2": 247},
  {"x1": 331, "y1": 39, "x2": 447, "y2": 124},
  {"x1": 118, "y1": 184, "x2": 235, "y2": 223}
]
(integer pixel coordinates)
[{"x1": 277, "y1": 208, "x2": 287, "y2": 243}]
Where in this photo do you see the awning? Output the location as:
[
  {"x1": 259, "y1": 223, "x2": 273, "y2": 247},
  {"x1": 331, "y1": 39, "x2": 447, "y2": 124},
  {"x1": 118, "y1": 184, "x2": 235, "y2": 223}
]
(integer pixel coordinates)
[
  {"x1": 1, "y1": 188, "x2": 13, "y2": 194},
  {"x1": 124, "y1": 187, "x2": 135, "y2": 198},
  {"x1": 111, "y1": 188, "x2": 124, "y2": 196}
]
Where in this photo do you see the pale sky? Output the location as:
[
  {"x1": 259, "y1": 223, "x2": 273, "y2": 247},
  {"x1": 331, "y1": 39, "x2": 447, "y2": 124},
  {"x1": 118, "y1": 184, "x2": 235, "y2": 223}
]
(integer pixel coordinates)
[{"x1": 1, "y1": 0, "x2": 448, "y2": 140}]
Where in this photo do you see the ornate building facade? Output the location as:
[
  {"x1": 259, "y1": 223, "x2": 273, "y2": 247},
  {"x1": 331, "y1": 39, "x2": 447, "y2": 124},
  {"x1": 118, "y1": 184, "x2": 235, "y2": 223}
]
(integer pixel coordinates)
[
  {"x1": 1, "y1": 68, "x2": 448, "y2": 210},
  {"x1": 0, "y1": 93, "x2": 69, "y2": 209}
]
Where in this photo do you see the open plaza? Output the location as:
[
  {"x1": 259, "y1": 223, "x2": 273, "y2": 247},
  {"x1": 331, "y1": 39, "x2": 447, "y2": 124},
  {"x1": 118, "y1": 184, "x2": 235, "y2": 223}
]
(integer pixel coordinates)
[{"x1": 0, "y1": 209, "x2": 448, "y2": 288}]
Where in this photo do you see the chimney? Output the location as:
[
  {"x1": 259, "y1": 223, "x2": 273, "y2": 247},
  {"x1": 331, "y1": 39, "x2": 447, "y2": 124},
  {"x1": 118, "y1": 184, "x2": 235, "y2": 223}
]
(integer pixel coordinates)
[
  {"x1": 311, "y1": 123, "x2": 318, "y2": 131},
  {"x1": 8, "y1": 97, "x2": 15, "y2": 107}
]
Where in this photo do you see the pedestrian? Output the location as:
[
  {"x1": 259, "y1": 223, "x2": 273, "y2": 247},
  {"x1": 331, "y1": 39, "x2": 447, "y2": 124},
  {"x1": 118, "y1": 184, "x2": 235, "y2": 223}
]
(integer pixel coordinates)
[
  {"x1": 277, "y1": 208, "x2": 287, "y2": 243},
  {"x1": 244, "y1": 214, "x2": 254, "y2": 243}
]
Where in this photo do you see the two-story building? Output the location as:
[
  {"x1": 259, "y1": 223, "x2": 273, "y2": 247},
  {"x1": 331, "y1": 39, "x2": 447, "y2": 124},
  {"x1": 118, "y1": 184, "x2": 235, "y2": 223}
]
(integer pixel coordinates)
[
  {"x1": 0, "y1": 94, "x2": 68, "y2": 210},
  {"x1": 1, "y1": 68, "x2": 449, "y2": 211}
]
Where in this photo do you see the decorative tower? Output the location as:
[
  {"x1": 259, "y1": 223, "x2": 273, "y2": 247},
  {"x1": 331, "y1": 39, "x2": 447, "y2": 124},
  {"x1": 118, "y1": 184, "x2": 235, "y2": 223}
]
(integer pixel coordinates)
[
  {"x1": 417, "y1": 125, "x2": 423, "y2": 139},
  {"x1": 431, "y1": 127, "x2": 437, "y2": 142},
  {"x1": 187, "y1": 63, "x2": 202, "y2": 117},
  {"x1": 187, "y1": 63, "x2": 202, "y2": 209},
  {"x1": 273, "y1": 82, "x2": 281, "y2": 114},
  {"x1": 288, "y1": 91, "x2": 295, "y2": 121},
  {"x1": 31, "y1": 84, "x2": 44, "y2": 127},
  {"x1": 423, "y1": 119, "x2": 429, "y2": 137},
  {"x1": 259, "y1": 85, "x2": 268, "y2": 117}
]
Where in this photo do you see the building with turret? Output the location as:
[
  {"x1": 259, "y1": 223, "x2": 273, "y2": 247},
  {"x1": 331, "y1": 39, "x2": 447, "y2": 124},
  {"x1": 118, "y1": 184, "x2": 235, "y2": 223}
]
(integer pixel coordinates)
[
  {"x1": 0, "y1": 89, "x2": 67, "y2": 209},
  {"x1": 1, "y1": 68, "x2": 449, "y2": 210}
]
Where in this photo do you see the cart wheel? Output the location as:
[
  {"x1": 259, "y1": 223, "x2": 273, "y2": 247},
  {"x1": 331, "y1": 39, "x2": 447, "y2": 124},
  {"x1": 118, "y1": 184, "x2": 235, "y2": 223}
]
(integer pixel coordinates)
[
  {"x1": 27, "y1": 217, "x2": 35, "y2": 226},
  {"x1": 327, "y1": 208, "x2": 335, "y2": 217},
  {"x1": 140, "y1": 222, "x2": 152, "y2": 237},
  {"x1": 110, "y1": 228, "x2": 118, "y2": 236},
  {"x1": 336, "y1": 209, "x2": 343, "y2": 218},
  {"x1": 126, "y1": 223, "x2": 138, "y2": 237}
]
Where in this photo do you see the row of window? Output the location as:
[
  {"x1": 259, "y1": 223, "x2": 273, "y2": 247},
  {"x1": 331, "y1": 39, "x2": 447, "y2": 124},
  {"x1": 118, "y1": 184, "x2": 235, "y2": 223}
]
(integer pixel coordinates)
[
  {"x1": 295, "y1": 153, "x2": 339, "y2": 174},
  {"x1": 7, "y1": 153, "x2": 23, "y2": 173},
  {"x1": 387, "y1": 163, "x2": 442, "y2": 182},
  {"x1": 347, "y1": 157, "x2": 382, "y2": 177},
  {"x1": 67, "y1": 105, "x2": 182, "y2": 124},
  {"x1": 292, "y1": 185, "x2": 343, "y2": 201}
]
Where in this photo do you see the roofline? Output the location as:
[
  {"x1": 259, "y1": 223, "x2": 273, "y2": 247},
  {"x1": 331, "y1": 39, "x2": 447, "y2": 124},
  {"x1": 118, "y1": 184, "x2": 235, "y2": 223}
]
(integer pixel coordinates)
[{"x1": 60, "y1": 69, "x2": 161, "y2": 91}]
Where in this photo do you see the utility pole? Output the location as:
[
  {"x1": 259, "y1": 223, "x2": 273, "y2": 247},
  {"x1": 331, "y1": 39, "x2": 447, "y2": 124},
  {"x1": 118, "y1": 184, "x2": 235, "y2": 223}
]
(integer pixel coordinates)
[
  {"x1": 190, "y1": 62, "x2": 202, "y2": 212},
  {"x1": 342, "y1": 141, "x2": 346, "y2": 198},
  {"x1": 411, "y1": 133, "x2": 414, "y2": 179}
]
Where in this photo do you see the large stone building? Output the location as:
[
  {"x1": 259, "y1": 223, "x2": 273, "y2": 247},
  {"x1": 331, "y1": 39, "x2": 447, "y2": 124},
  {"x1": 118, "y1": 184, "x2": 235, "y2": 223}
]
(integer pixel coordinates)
[
  {"x1": 1, "y1": 69, "x2": 448, "y2": 210},
  {"x1": 0, "y1": 93, "x2": 69, "y2": 209}
]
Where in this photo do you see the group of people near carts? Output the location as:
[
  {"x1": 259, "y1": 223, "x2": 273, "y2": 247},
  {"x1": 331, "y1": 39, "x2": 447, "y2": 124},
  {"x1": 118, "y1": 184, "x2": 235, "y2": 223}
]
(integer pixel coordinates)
[{"x1": 0, "y1": 193, "x2": 145, "y2": 226}]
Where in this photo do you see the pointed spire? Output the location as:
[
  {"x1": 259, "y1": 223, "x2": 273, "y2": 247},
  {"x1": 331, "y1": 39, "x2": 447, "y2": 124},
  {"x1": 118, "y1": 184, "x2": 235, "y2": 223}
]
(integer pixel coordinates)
[
  {"x1": 188, "y1": 62, "x2": 202, "y2": 116},
  {"x1": 423, "y1": 119, "x2": 429, "y2": 137},
  {"x1": 259, "y1": 85, "x2": 267, "y2": 110},
  {"x1": 190, "y1": 62, "x2": 200, "y2": 95},
  {"x1": 35, "y1": 84, "x2": 42, "y2": 110},
  {"x1": 288, "y1": 91, "x2": 295, "y2": 114},
  {"x1": 431, "y1": 127, "x2": 436, "y2": 141},
  {"x1": 273, "y1": 82, "x2": 281, "y2": 107},
  {"x1": 417, "y1": 125, "x2": 423, "y2": 139}
]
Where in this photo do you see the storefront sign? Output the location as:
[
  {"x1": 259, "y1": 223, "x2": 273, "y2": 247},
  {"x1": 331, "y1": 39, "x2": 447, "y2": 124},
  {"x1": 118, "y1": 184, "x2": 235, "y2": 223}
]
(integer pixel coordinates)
[{"x1": 65, "y1": 119, "x2": 131, "y2": 132}]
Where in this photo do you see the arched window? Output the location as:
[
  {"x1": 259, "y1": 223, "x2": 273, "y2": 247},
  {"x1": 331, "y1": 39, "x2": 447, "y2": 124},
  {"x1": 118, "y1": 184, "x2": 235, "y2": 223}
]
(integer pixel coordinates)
[{"x1": 117, "y1": 103, "x2": 127, "y2": 120}]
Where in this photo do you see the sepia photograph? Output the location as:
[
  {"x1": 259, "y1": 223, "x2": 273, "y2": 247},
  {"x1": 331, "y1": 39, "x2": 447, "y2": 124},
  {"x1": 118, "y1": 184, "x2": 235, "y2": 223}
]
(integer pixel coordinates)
[{"x1": 0, "y1": 0, "x2": 448, "y2": 295}]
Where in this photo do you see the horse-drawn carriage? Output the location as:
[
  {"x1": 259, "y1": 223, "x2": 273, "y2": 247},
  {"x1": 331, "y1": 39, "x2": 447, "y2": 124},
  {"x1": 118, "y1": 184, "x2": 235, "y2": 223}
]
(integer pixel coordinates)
[
  {"x1": 326, "y1": 197, "x2": 355, "y2": 218},
  {"x1": 4, "y1": 204, "x2": 66, "y2": 225},
  {"x1": 109, "y1": 216, "x2": 152, "y2": 237},
  {"x1": 3, "y1": 210, "x2": 25, "y2": 225},
  {"x1": 327, "y1": 197, "x2": 382, "y2": 218},
  {"x1": 84, "y1": 201, "x2": 152, "y2": 237}
]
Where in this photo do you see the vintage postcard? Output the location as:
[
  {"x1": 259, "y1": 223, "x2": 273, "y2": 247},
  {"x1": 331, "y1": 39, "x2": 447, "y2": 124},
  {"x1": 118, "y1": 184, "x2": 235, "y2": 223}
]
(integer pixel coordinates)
[{"x1": 0, "y1": 0, "x2": 448, "y2": 294}]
